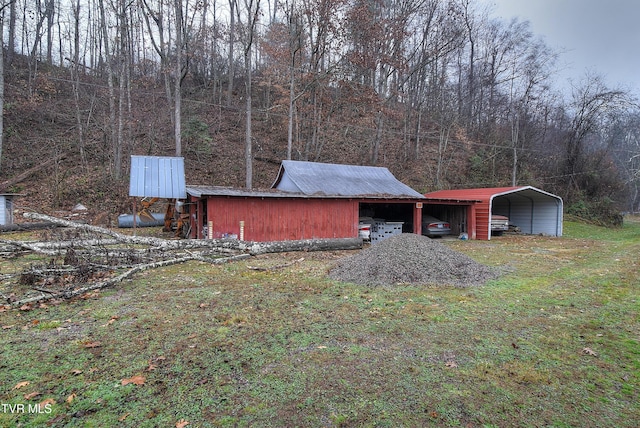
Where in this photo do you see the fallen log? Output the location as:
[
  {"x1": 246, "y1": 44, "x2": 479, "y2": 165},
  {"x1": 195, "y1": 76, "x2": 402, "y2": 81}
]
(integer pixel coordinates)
[
  {"x1": 23, "y1": 212, "x2": 244, "y2": 251},
  {"x1": 0, "y1": 222, "x2": 62, "y2": 232},
  {"x1": 0, "y1": 153, "x2": 66, "y2": 192},
  {"x1": 245, "y1": 238, "x2": 363, "y2": 255},
  {"x1": 0, "y1": 239, "x2": 58, "y2": 256},
  {"x1": 23, "y1": 212, "x2": 364, "y2": 255},
  {"x1": 23, "y1": 212, "x2": 177, "y2": 247},
  {"x1": 10, "y1": 253, "x2": 251, "y2": 307}
]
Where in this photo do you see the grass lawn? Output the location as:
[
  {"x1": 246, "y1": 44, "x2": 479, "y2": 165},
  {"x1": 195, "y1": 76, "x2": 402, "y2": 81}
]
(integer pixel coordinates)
[{"x1": 1, "y1": 218, "x2": 639, "y2": 427}]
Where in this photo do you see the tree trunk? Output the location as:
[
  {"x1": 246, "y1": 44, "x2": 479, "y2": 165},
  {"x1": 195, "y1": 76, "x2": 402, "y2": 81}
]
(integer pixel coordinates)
[
  {"x1": 372, "y1": 110, "x2": 383, "y2": 165},
  {"x1": 98, "y1": 0, "x2": 117, "y2": 178},
  {"x1": 226, "y1": 0, "x2": 236, "y2": 107},
  {"x1": 511, "y1": 115, "x2": 519, "y2": 186},
  {"x1": 246, "y1": 238, "x2": 363, "y2": 255},
  {"x1": 10, "y1": 253, "x2": 252, "y2": 308},
  {"x1": 239, "y1": 0, "x2": 261, "y2": 189},
  {"x1": 22, "y1": 213, "x2": 364, "y2": 256},
  {"x1": 287, "y1": 68, "x2": 295, "y2": 160},
  {"x1": 0, "y1": 12, "x2": 4, "y2": 173},
  {"x1": 71, "y1": 0, "x2": 85, "y2": 168},
  {"x1": 45, "y1": 0, "x2": 54, "y2": 64},
  {"x1": 174, "y1": 0, "x2": 183, "y2": 156},
  {"x1": 7, "y1": 0, "x2": 15, "y2": 66}
]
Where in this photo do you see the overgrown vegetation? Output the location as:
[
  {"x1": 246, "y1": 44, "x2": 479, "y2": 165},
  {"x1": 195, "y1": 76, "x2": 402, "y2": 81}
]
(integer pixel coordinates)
[
  {"x1": 1, "y1": 1, "x2": 640, "y2": 219},
  {"x1": 567, "y1": 198, "x2": 624, "y2": 227},
  {"x1": 1, "y1": 218, "x2": 638, "y2": 426}
]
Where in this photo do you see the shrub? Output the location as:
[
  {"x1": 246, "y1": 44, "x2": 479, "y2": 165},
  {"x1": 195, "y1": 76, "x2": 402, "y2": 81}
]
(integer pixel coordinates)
[{"x1": 567, "y1": 198, "x2": 623, "y2": 227}]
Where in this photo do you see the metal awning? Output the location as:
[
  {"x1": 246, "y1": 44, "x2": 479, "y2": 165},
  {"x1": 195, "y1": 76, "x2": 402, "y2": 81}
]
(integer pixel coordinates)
[{"x1": 129, "y1": 155, "x2": 186, "y2": 199}]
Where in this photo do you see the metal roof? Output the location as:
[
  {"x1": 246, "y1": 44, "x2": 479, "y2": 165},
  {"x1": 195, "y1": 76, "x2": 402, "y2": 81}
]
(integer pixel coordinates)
[
  {"x1": 425, "y1": 186, "x2": 563, "y2": 204},
  {"x1": 186, "y1": 185, "x2": 303, "y2": 199},
  {"x1": 424, "y1": 186, "x2": 523, "y2": 201},
  {"x1": 129, "y1": 155, "x2": 186, "y2": 199},
  {"x1": 186, "y1": 185, "x2": 421, "y2": 200},
  {"x1": 271, "y1": 160, "x2": 425, "y2": 199}
]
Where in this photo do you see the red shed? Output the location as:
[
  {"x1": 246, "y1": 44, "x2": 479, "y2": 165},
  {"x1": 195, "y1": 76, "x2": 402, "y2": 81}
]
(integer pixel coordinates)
[
  {"x1": 186, "y1": 161, "x2": 425, "y2": 242},
  {"x1": 424, "y1": 186, "x2": 563, "y2": 240}
]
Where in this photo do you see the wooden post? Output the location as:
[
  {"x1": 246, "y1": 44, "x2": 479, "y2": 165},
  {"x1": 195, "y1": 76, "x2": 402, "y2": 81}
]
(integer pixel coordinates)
[
  {"x1": 413, "y1": 202, "x2": 423, "y2": 235},
  {"x1": 132, "y1": 198, "x2": 137, "y2": 235}
]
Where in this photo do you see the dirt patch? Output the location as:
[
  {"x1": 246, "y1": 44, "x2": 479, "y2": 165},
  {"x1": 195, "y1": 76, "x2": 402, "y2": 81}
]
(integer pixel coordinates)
[{"x1": 327, "y1": 233, "x2": 500, "y2": 287}]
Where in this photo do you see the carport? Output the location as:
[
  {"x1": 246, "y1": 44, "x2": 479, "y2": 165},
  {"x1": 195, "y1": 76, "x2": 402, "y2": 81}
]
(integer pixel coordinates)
[{"x1": 424, "y1": 186, "x2": 563, "y2": 240}]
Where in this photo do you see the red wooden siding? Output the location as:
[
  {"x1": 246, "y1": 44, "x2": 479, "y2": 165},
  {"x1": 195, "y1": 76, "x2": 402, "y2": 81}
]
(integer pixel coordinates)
[
  {"x1": 206, "y1": 196, "x2": 358, "y2": 242},
  {"x1": 474, "y1": 201, "x2": 491, "y2": 241}
]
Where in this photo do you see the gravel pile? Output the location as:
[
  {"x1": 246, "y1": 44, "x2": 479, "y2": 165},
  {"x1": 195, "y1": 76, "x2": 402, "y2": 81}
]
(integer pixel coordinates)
[{"x1": 328, "y1": 233, "x2": 499, "y2": 287}]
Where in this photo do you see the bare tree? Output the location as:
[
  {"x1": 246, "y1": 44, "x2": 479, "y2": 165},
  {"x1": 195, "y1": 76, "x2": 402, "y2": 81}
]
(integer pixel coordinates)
[
  {"x1": 236, "y1": 0, "x2": 261, "y2": 189},
  {"x1": 0, "y1": 1, "x2": 13, "y2": 173},
  {"x1": 69, "y1": 0, "x2": 86, "y2": 168},
  {"x1": 174, "y1": 0, "x2": 183, "y2": 156},
  {"x1": 98, "y1": 0, "x2": 119, "y2": 177},
  {"x1": 283, "y1": 0, "x2": 304, "y2": 160},
  {"x1": 6, "y1": 0, "x2": 15, "y2": 66},
  {"x1": 140, "y1": 0, "x2": 175, "y2": 126},
  {"x1": 226, "y1": 0, "x2": 236, "y2": 107},
  {"x1": 563, "y1": 72, "x2": 630, "y2": 202}
]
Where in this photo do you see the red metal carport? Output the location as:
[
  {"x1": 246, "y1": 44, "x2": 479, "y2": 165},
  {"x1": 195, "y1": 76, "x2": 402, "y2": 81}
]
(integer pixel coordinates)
[{"x1": 424, "y1": 186, "x2": 563, "y2": 240}]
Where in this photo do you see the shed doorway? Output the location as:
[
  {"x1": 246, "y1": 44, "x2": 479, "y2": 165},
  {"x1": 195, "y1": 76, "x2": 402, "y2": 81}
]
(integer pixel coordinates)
[
  {"x1": 359, "y1": 202, "x2": 415, "y2": 233},
  {"x1": 423, "y1": 203, "x2": 469, "y2": 237}
]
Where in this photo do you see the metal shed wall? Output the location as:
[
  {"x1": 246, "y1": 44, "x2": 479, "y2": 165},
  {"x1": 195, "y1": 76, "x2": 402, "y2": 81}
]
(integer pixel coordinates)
[
  {"x1": 129, "y1": 155, "x2": 186, "y2": 199},
  {"x1": 424, "y1": 186, "x2": 563, "y2": 240},
  {"x1": 205, "y1": 196, "x2": 358, "y2": 241},
  {"x1": 0, "y1": 195, "x2": 18, "y2": 226},
  {"x1": 0, "y1": 196, "x2": 8, "y2": 225},
  {"x1": 491, "y1": 188, "x2": 563, "y2": 237}
]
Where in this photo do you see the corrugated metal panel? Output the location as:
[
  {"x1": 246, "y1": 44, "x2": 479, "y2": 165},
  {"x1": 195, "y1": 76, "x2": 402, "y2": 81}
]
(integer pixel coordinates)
[
  {"x1": 272, "y1": 160, "x2": 425, "y2": 198},
  {"x1": 129, "y1": 156, "x2": 186, "y2": 199},
  {"x1": 0, "y1": 196, "x2": 6, "y2": 225},
  {"x1": 492, "y1": 188, "x2": 563, "y2": 236},
  {"x1": 187, "y1": 185, "x2": 328, "y2": 199},
  {"x1": 187, "y1": 185, "x2": 421, "y2": 200},
  {"x1": 424, "y1": 187, "x2": 521, "y2": 201},
  {"x1": 206, "y1": 196, "x2": 358, "y2": 241},
  {"x1": 425, "y1": 186, "x2": 562, "y2": 240}
]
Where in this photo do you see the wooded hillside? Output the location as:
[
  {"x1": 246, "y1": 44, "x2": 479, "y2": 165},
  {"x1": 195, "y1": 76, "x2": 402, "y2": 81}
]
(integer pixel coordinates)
[{"x1": 0, "y1": 0, "x2": 638, "y2": 221}]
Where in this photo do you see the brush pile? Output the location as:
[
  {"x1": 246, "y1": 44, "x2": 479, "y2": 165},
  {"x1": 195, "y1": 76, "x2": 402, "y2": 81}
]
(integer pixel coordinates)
[{"x1": 328, "y1": 233, "x2": 499, "y2": 287}]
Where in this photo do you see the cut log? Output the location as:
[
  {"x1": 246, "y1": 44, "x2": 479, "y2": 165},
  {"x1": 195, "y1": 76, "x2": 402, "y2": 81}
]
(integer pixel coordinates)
[
  {"x1": 10, "y1": 253, "x2": 251, "y2": 307},
  {"x1": 23, "y1": 212, "x2": 243, "y2": 250},
  {"x1": 246, "y1": 238, "x2": 363, "y2": 255},
  {"x1": 23, "y1": 212, "x2": 364, "y2": 255},
  {"x1": 0, "y1": 222, "x2": 61, "y2": 232}
]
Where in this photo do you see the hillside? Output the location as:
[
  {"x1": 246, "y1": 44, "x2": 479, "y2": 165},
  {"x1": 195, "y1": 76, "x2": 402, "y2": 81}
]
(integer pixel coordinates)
[
  {"x1": 0, "y1": 62, "x2": 634, "y2": 228},
  {"x1": 0, "y1": 0, "x2": 638, "y2": 227},
  {"x1": 0, "y1": 58, "x2": 493, "y2": 223}
]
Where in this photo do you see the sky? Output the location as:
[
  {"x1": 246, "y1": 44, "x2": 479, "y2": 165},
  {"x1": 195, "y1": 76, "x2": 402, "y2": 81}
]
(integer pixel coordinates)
[{"x1": 484, "y1": 0, "x2": 640, "y2": 96}]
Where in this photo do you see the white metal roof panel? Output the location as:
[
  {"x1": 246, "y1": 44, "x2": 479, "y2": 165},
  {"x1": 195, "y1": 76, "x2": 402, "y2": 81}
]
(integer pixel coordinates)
[{"x1": 129, "y1": 155, "x2": 186, "y2": 199}]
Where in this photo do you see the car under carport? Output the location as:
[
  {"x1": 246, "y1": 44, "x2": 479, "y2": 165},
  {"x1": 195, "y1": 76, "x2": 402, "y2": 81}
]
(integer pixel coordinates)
[{"x1": 423, "y1": 186, "x2": 563, "y2": 240}]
